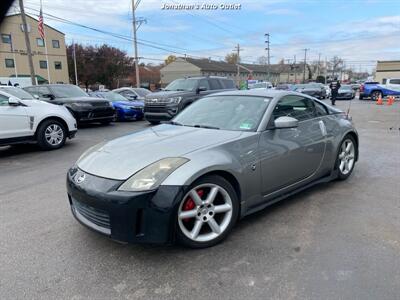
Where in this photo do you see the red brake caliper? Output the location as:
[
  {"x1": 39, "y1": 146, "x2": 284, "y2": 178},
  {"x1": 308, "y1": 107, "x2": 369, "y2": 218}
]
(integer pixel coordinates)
[{"x1": 182, "y1": 189, "x2": 203, "y2": 222}]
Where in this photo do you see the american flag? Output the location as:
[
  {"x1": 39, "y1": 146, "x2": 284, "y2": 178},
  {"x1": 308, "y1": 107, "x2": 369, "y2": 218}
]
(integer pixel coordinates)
[{"x1": 38, "y1": 8, "x2": 45, "y2": 39}]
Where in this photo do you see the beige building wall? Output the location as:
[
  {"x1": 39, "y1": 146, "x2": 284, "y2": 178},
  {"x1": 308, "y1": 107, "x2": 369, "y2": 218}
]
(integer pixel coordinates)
[
  {"x1": 375, "y1": 61, "x2": 400, "y2": 84},
  {"x1": 0, "y1": 14, "x2": 69, "y2": 83},
  {"x1": 160, "y1": 58, "x2": 201, "y2": 85}
]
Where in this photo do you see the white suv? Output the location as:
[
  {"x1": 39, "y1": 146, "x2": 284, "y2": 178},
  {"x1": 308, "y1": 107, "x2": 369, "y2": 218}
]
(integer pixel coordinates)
[{"x1": 0, "y1": 86, "x2": 77, "y2": 150}]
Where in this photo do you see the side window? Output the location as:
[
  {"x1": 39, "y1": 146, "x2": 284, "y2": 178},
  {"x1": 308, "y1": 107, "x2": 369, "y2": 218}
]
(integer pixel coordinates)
[
  {"x1": 389, "y1": 79, "x2": 400, "y2": 85},
  {"x1": 222, "y1": 79, "x2": 235, "y2": 89},
  {"x1": 198, "y1": 79, "x2": 210, "y2": 90},
  {"x1": 314, "y1": 101, "x2": 328, "y2": 116},
  {"x1": 382, "y1": 78, "x2": 387, "y2": 84},
  {"x1": 209, "y1": 78, "x2": 222, "y2": 90},
  {"x1": 273, "y1": 95, "x2": 316, "y2": 121},
  {"x1": 29, "y1": 86, "x2": 50, "y2": 97},
  {"x1": 0, "y1": 94, "x2": 9, "y2": 106}
]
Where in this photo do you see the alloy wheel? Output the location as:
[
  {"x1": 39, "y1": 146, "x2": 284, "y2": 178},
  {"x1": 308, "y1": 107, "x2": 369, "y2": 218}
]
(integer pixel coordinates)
[
  {"x1": 44, "y1": 124, "x2": 64, "y2": 146},
  {"x1": 178, "y1": 183, "x2": 233, "y2": 243},
  {"x1": 338, "y1": 139, "x2": 355, "y2": 175}
]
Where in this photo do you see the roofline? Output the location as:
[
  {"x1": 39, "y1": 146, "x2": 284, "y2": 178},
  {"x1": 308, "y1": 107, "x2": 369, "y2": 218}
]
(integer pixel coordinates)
[
  {"x1": 5, "y1": 13, "x2": 65, "y2": 35},
  {"x1": 377, "y1": 60, "x2": 400, "y2": 63}
]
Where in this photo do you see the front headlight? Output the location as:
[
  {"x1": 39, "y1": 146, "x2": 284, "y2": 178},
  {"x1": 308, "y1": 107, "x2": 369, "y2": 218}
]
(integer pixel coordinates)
[
  {"x1": 118, "y1": 157, "x2": 189, "y2": 192},
  {"x1": 167, "y1": 97, "x2": 182, "y2": 104}
]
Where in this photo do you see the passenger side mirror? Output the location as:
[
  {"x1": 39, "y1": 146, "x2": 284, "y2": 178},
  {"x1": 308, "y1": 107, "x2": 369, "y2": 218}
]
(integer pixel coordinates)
[
  {"x1": 8, "y1": 96, "x2": 21, "y2": 106},
  {"x1": 33, "y1": 94, "x2": 39, "y2": 99},
  {"x1": 274, "y1": 116, "x2": 299, "y2": 129},
  {"x1": 196, "y1": 86, "x2": 207, "y2": 94}
]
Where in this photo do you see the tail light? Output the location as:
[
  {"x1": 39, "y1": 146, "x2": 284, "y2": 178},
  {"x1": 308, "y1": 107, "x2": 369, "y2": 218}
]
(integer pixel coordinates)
[{"x1": 360, "y1": 84, "x2": 364, "y2": 93}]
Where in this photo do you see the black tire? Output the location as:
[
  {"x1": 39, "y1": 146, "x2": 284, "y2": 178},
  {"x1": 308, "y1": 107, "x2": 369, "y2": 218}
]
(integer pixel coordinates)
[
  {"x1": 371, "y1": 90, "x2": 382, "y2": 101},
  {"x1": 176, "y1": 175, "x2": 239, "y2": 248},
  {"x1": 359, "y1": 95, "x2": 363, "y2": 100},
  {"x1": 36, "y1": 119, "x2": 67, "y2": 150},
  {"x1": 335, "y1": 135, "x2": 357, "y2": 180},
  {"x1": 148, "y1": 120, "x2": 160, "y2": 125}
]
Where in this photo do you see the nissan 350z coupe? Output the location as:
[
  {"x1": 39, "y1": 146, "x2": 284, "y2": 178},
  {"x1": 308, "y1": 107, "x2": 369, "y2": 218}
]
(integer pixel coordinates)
[{"x1": 67, "y1": 90, "x2": 359, "y2": 248}]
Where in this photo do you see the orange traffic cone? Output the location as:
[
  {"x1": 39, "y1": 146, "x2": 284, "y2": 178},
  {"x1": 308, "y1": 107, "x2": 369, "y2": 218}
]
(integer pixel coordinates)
[
  {"x1": 376, "y1": 95, "x2": 383, "y2": 105},
  {"x1": 387, "y1": 96, "x2": 393, "y2": 106}
]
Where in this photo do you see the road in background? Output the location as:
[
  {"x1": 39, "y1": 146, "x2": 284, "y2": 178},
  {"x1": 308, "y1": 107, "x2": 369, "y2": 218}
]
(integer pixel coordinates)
[{"x1": 1, "y1": 99, "x2": 399, "y2": 299}]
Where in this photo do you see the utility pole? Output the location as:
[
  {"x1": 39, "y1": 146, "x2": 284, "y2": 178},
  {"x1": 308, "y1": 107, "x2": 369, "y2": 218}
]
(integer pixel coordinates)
[
  {"x1": 72, "y1": 41, "x2": 78, "y2": 85},
  {"x1": 233, "y1": 44, "x2": 242, "y2": 88},
  {"x1": 265, "y1": 33, "x2": 270, "y2": 81},
  {"x1": 132, "y1": 0, "x2": 140, "y2": 88},
  {"x1": 285, "y1": 59, "x2": 291, "y2": 83},
  {"x1": 317, "y1": 53, "x2": 321, "y2": 77},
  {"x1": 294, "y1": 55, "x2": 297, "y2": 83},
  {"x1": 302, "y1": 48, "x2": 309, "y2": 83},
  {"x1": 19, "y1": 0, "x2": 36, "y2": 85}
]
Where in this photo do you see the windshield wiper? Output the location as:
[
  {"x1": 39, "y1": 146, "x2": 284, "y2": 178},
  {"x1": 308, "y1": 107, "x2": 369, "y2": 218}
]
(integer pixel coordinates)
[
  {"x1": 193, "y1": 124, "x2": 220, "y2": 130},
  {"x1": 167, "y1": 121, "x2": 184, "y2": 126}
]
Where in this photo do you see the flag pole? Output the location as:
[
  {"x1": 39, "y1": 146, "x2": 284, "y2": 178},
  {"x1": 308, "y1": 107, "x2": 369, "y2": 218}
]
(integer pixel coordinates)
[{"x1": 10, "y1": 33, "x2": 18, "y2": 78}]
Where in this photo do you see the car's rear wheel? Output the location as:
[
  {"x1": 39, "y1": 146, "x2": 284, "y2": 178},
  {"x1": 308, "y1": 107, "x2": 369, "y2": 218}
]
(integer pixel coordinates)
[
  {"x1": 336, "y1": 135, "x2": 357, "y2": 180},
  {"x1": 37, "y1": 119, "x2": 67, "y2": 150},
  {"x1": 176, "y1": 175, "x2": 239, "y2": 248}
]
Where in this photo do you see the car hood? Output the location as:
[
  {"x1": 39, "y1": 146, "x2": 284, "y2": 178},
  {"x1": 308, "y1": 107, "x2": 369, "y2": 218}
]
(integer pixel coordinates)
[
  {"x1": 112, "y1": 100, "x2": 144, "y2": 107},
  {"x1": 145, "y1": 90, "x2": 193, "y2": 99},
  {"x1": 338, "y1": 89, "x2": 352, "y2": 93},
  {"x1": 77, "y1": 124, "x2": 242, "y2": 180},
  {"x1": 54, "y1": 96, "x2": 110, "y2": 104}
]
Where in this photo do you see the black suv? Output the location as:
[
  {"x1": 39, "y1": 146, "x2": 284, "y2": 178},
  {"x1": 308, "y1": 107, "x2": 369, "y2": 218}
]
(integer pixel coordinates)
[
  {"x1": 144, "y1": 76, "x2": 236, "y2": 124},
  {"x1": 24, "y1": 84, "x2": 115, "y2": 124}
]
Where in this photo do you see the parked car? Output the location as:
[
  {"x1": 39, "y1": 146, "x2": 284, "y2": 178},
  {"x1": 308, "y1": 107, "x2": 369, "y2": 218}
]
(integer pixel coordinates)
[
  {"x1": 67, "y1": 89, "x2": 358, "y2": 248},
  {"x1": 248, "y1": 81, "x2": 273, "y2": 89},
  {"x1": 294, "y1": 83, "x2": 327, "y2": 99},
  {"x1": 23, "y1": 84, "x2": 115, "y2": 125},
  {"x1": 336, "y1": 85, "x2": 356, "y2": 100},
  {"x1": 113, "y1": 87, "x2": 151, "y2": 101},
  {"x1": 0, "y1": 87, "x2": 77, "y2": 150},
  {"x1": 143, "y1": 76, "x2": 236, "y2": 124},
  {"x1": 275, "y1": 83, "x2": 295, "y2": 91},
  {"x1": 89, "y1": 91, "x2": 144, "y2": 121},
  {"x1": 359, "y1": 78, "x2": 400, "y2": 100}
]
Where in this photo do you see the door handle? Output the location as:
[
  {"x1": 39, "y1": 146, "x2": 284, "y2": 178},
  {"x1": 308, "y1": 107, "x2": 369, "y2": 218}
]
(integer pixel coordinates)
[{"x1": 318, "y1": 120, "x2": 327, "y2": 136}]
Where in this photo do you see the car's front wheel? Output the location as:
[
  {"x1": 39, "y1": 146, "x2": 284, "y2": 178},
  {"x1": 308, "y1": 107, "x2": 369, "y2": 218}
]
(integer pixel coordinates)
[
  {"x1": 176, "y1": 175, "x2": 239, "y2": 248},
  {"x1": 37, "y1": 119, "x2": 67, "y2": 150},
  {"x1": 336, "y1": 135, "x2": 357, "y2": 180}
]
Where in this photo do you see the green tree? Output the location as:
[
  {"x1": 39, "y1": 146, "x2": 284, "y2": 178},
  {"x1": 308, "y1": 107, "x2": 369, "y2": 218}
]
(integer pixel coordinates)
[
  {"x1": 225, "y1": 53, "x2": 239, "y2": 64},
  {"x1": 164, "y1": 55, "x2": 176, "y2": 65}
]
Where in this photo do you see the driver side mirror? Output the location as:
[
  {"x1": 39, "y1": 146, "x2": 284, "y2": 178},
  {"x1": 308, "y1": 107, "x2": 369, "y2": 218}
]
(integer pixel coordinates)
[
  {"x1": 42, "y1": 93, "x2": 55, "y2": 100},
  {"x1": 33, "y1": 94, "x2": 40, "y2": 99},
  {"x1": 196, "y1": 86, "x2": 207, "y2": 94},
  {"x1": 8, "y1": 96, "x2": 21, "y2": 106},
  {"x1": 274, "y1": 116, "x2": 299, "y2": 129}
]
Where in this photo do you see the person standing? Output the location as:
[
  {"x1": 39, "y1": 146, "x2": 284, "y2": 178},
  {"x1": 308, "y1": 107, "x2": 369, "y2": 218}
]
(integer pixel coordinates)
[{"x1": 329, "y1": 78, "x2": 341, "y2": 106}]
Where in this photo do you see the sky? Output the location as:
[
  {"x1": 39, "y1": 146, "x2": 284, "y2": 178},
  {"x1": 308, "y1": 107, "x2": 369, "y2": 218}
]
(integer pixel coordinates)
[{"x1": 8, "y1": 0, "x2": 400, "y2": 72}]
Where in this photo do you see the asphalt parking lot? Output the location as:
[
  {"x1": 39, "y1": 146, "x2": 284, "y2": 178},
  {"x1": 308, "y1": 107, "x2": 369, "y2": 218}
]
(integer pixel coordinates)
[{"x1": 1, "y1": 98, "x2": 399, "y2": 300}]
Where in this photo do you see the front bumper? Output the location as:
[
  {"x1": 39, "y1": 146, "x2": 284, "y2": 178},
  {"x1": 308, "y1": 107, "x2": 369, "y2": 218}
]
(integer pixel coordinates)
[
  {"x1": 73, "y1": 107, "x2": 115, "y2": 122},
  {"x1": 144, "y1": 104, "x2": 179, "y2": 122},
  {"x1": 66, "y1": 168, "x2": 187, "y2": 244},
  {"x1": 68, "y1": 130, "x2": 77, "y2": 139},
  {"x1": 336, "y1": 93, "x2": 353, "y2": 99},
  {"x1": 117, "y1": 108, "x2": 144, "y2": 121}
]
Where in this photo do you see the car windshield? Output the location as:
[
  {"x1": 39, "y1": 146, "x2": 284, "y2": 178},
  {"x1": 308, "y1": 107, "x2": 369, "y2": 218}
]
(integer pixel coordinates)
[
  {"x1": 173, "y1": 95, "x2": 271, "y2": 131},
  {"x1": 133, "y1": 88, "x2": 151, "y2": 97},
  {"x1": 249, "y1": 82, "x2": 267, "y2": 89},
  {"x1": 0, "y1": 87, "x2": 34, "y2": 99},
  {"x1": 100, "y1": 91, "x2": 128, "y2": 101},
  {"x1": 51, "y1": 85, "x2": 88, "y2": 98},
  {"x1": 165, "y1": 79, "x2": 198, "y2": 91}
]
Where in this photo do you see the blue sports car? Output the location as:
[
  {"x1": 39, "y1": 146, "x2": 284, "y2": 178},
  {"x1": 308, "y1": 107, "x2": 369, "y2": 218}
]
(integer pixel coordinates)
[{"x1": 89, "y1": 91, "x2": 144, "y2": 121}]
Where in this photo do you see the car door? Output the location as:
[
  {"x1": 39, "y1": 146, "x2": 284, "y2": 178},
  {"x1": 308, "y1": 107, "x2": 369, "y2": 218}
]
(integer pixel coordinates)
[
  {"x1": 0, "y1": 94, "x2": 30, "y2": 139},
  {"x1": 259, "y1": 95, "x2": 327, "y2": 196},
  {"x1": 197, "y1": 79, "x2": 212, "y2": 98},
  {"x1": 387, "y1": 79, "x2": 400, "y2": 95}
]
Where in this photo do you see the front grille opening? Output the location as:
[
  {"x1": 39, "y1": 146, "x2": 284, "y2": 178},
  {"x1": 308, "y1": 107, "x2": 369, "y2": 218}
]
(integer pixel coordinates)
[{"x1": 135, "y1": 209, "x2": 145, "y2": 237}]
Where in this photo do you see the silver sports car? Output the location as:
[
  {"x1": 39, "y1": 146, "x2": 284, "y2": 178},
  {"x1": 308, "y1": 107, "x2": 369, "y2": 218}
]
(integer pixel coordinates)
[{"x1": 67, "y1": 90, "x2": 358, "y2": 248}]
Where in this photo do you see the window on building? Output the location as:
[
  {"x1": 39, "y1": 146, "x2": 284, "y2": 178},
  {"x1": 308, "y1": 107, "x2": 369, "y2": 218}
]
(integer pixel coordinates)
[
  {"x1": 54, "y1": 61, "x2": 62, "y2": 70},
  {"x1": 1, "y1": 34, "x2": 11, "y2": 44},
  {"x1": 39, "y1": 60, "x2": 47, "y2": 69},
  {"x1": 5, "y1": 58, "x2": 14, "y2": 68},
  {"x1": 36, "y1": 38, "x2": 44, "y2": 47},
  {"x1": 52, "y1": 40, "x2": 60, "y2": 48}
]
